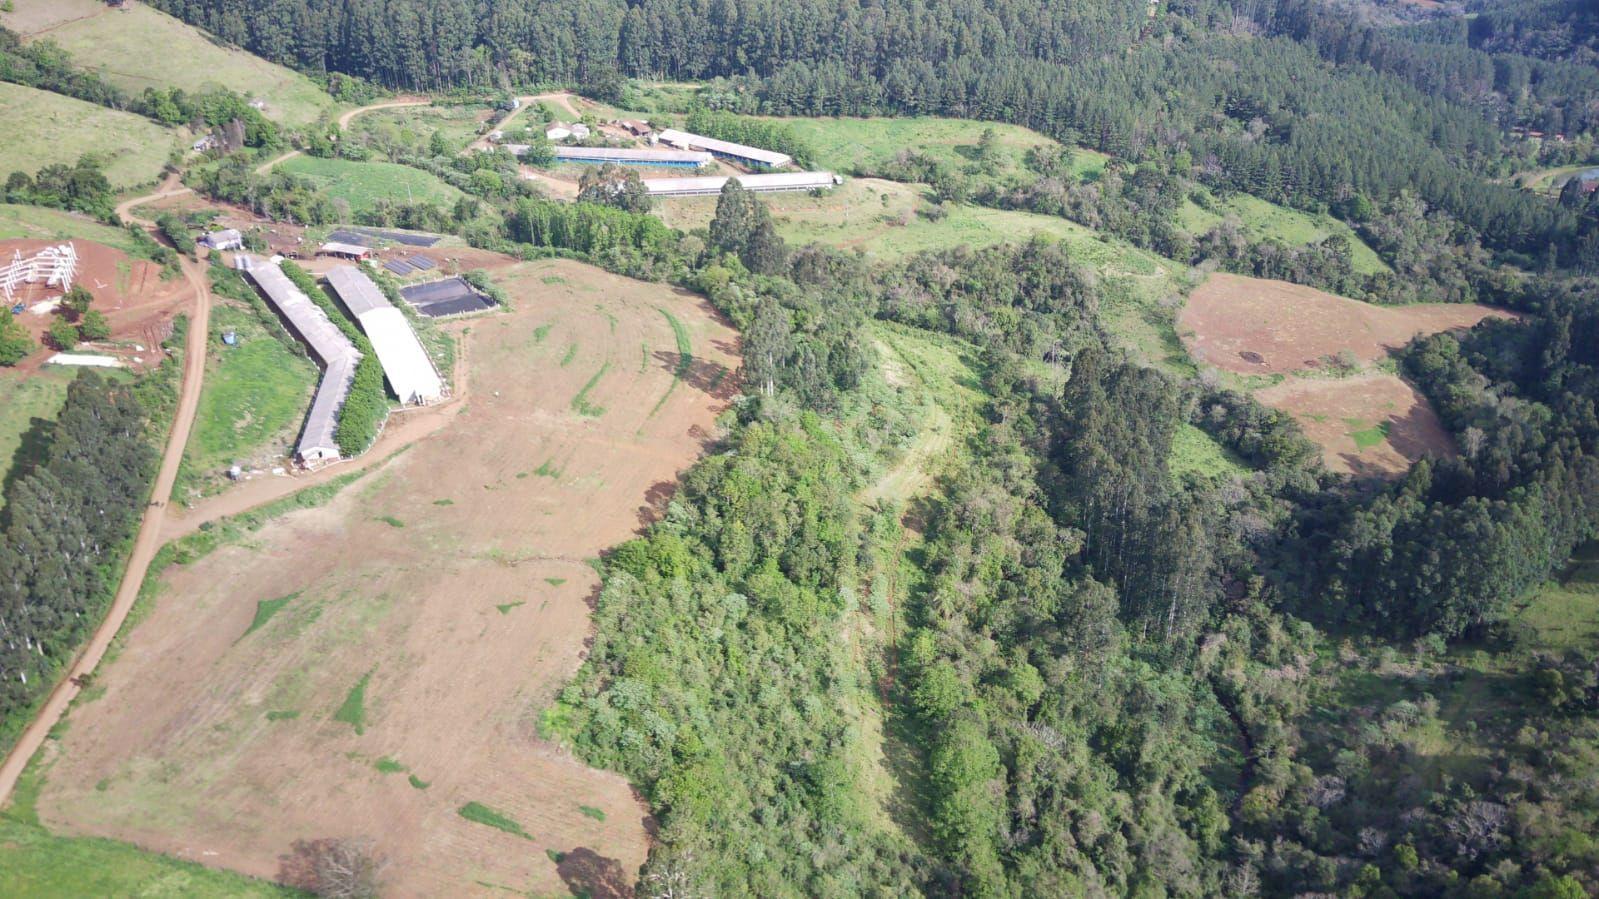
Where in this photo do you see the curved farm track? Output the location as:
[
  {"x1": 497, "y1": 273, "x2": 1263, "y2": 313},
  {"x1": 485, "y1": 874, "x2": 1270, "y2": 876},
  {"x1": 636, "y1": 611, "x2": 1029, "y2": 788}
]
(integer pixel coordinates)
[
  {"x1": 0, "y1": 178, "x2": 213, "y2": 808},
  {"x1": 35, "y1": 258, "x2": 740, "y2": 897}
]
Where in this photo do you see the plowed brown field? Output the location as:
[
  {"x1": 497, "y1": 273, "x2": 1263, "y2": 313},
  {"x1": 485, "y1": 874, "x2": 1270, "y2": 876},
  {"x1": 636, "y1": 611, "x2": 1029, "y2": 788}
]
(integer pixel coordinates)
[
  {"x1": 1181, "y1": 273, "x2": 1507, "y2": 375},
  {"x1": 36, "y1": 258, "x2": 739, "y2": 898}
]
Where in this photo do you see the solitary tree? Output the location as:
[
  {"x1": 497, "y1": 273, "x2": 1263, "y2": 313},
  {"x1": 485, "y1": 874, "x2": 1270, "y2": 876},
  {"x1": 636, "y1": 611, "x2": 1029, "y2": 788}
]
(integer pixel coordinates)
[
  {"x1": 578, "y1": 162, "x2": 651, "y2": 213},
  {"x1": 0, "y1": 315, "x2": 33, "y2": 365},
  {"x1": 63, "y1": 284, "x2": 93, "y2": 319},
  {"x1": 278, "y1": 837, "x2": 388, "y2": 899},
  {"x1": 47, "y1": 317, "x2": 79, "y2": 351},
  {"x1": 79, "y1": 309, "x2": 111, "y2": 342},
  {"x1": 709, "y1": 180, "x2": 786, "y2": 275}
]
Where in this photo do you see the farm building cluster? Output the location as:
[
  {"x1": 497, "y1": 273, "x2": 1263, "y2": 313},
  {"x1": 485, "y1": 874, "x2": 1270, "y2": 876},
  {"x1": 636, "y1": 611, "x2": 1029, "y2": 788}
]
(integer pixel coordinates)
[
  {"x1": 235, "y1": 253, "x2": 454, "y2": 467},
  {"x1": 236, "y1": 255, "x2": 359, "y2": 466},
  {"x1": 489, "y1": 116, "x2": 841, "y2": 193}
]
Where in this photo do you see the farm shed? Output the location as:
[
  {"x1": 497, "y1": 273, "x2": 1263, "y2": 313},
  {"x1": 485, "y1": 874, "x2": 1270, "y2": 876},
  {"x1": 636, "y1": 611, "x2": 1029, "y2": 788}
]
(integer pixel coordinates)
[
  {"x1": 318, "y1": 241, "x2": 373, "y2": 260},
  {"x1": 549, "y1": 146, "x2": 712, "y2": 168},
  {"x1": 237, "y1": 255, "x2": 361, "y2": 465},
  {"x1": 201, "y1": 228, "x2": 243, "y2": 251},
  {"x1": 325, "y1": 266, "x2": 445, "y2": 405},
  {"x1": 643, "y1": 171, "x2": 841, "y2": 198},
  {"x1": 619, "y1": 119, "x2": 651, "y2": 136},
  {"x1": 654, "y1": 128, "x2": 793, "y2": 169}
]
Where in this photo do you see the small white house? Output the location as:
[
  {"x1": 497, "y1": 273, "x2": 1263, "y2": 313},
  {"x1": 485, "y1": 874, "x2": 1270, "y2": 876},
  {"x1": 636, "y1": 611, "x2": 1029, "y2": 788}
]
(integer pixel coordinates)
[
  {"x1": 545, "y1": 124, "x2": 573, "y2": 141},
  {"x1": 570, "y1": 123, "x2": 591, "y2": 140},
  {"x1": 202, "y1": 228, "x2": 244, "y2": 251}
]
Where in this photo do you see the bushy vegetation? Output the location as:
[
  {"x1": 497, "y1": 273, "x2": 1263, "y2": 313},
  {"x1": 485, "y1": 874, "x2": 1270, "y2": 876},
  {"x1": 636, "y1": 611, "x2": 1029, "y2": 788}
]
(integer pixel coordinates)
[{"x1": 684, "y1": 108, "x2": 813, "y2": 167}]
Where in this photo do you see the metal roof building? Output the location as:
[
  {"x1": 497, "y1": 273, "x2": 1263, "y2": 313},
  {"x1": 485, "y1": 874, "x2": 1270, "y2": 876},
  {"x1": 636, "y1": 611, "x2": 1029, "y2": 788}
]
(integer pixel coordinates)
[
  {"x1": 237, "y1": 255, "x2": 361, "y2": 464},
  {"x1": 318, "y1": 241, "x2": 373, "y2": 259},
  {"x1": 642, "y1": 171, "x2": 841, "y2": 198},
  {"x1": 202, "y1": 228, "x2": 243, "y2": 250},
  {"x1": 549, "y1": 145, "x2": 712, "y2": 168},
  {"x1": 325, "y1": 266, "x2": 445, "y2": 405},
  {"x1": 654, "y1": 129, "x2": 793, "y2": 169}
]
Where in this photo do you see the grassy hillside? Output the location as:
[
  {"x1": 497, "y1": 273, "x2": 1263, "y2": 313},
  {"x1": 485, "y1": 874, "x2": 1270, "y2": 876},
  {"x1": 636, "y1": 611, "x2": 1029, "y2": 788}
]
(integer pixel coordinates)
[
  {"x1": 1178, "y1": 193, "x2": 1390, "y2": 275},
  {"x1": 277, "y1": 156, "x2": 465, "y2": 216},
  {"x1": 4, "y1": 0, "x2": 339, "y2": 126},
  {"x1": 776, "y1": 115, "x2": 1061, "y2": 178},
  {"x1": 0, "y1": 367, "x2": 74, "y2": 513},
  {"x1": 0, "y1": 204, "x2": 140, "y2": 252},
  {"x1": 0, "y1": 83, "x2": 175, "y2": 188}
]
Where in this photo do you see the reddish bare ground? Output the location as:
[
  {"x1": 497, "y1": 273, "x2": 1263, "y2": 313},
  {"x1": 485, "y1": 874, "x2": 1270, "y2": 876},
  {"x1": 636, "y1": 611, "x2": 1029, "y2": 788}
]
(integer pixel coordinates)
[
  {"x1": 1257, "y1": 373, "x2": 1455, "y2": 477},
  {"x1": 37, "y1": 258, "x2": 740, "y2": 897},
  {"x1": 3, "y1": 238, "x2": 188, "y2": 372},
  {"x1": 1180, "y1": 273, "x2": 1509, "y2": 375}
]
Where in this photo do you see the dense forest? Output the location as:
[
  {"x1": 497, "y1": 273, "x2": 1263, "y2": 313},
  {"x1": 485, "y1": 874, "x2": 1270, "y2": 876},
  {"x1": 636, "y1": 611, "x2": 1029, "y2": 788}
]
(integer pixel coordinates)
[
  {"x1": 0, "y1": 371, "x2": 164, "y2": 743},
  {"x1": 149, "y1": 0, "x2": 1599, "y2": 264},
  {"x1": 7, "y1": 0, "x2": 1599, "y2": 895}
]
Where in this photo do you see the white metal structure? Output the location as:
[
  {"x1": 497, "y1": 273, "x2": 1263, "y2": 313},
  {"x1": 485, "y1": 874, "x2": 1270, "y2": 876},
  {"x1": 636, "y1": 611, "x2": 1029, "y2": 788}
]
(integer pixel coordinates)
[
  {"x1": 549, "y1": 145, "x2": 713, "y2": 167},
  {"x1": 1, "y1": 243, "x2": 78, "y2": 301},
  {"x1": 237, "y1": 255, "x2": 361, "y2": 465},
  {"x1": 642, "y1": 171, "x2": 841, "y2": 198},
  {"x1": 202, "y1": 229, "x2": 243, "y2": 251},
  {"x1": 324, "y1": 266, "x2": 445, "y2": 405},
  {"x1": 654, "y1": 129, "x2": 793, "y2": 168}
]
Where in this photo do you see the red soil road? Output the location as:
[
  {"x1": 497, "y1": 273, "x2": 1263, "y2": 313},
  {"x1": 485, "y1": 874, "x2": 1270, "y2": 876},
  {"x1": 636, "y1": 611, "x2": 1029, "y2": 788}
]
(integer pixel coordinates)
[
  {"x1": 0, "y1": 187, "x2": 213, "y2": 809},
  {"x1": 1256, "y1": 372, "x2": 1457, "y2": 478},
  {"x1": 35, "y1": 258, "x2": 741, "y2": 897},
  {"x1": 1180, "y1": 272, "x2": 1509, "y2": 375}
]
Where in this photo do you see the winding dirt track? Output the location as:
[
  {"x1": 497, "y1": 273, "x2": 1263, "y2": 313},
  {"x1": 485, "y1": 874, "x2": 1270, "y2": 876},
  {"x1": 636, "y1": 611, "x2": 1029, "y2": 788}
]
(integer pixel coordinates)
[
  {"x1": 0, "y1": 179, "x2": 213, "y2": 808},
  {"x1": 255, "y1": 98, "x2": 433, "y2": 174}
]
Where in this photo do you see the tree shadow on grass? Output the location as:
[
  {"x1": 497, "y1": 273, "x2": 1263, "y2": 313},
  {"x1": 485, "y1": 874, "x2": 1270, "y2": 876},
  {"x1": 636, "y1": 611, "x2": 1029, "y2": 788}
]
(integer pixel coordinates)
[
  {"x1": 0, "y1": 415, "x2": 57, "y2": 530},
  {"x1": 555, "y1": 846, "x2": 631, "y2": 899}
]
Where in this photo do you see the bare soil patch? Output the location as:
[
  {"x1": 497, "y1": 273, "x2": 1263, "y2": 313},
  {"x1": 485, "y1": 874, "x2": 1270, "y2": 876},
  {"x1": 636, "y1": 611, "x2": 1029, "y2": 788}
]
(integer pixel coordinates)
[
  {"x1": 38, "y1": 258, "x2": 740, "y2": 896},
  {"x1": 1180, "y1": 273, "x2": 1508, "y2": 375},
  {"x1": 1256, "y1": 373, "x2": 1455, "y2": 477},
  {"x1": 2, "y1": 238, "x2": 188, "y2": 373}
]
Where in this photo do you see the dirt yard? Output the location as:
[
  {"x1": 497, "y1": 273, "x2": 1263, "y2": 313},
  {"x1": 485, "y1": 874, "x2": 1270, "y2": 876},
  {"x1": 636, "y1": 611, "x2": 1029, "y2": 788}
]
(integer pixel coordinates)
[
  {"x1": 1180, "y1": 272, "x2": 1508, "y2": 375},
  {"x1": 2, "y1": 238, "x2": 189, "y2": 372},
  {"x1": 1255, "y1": 373, "x2": 1456, "y2": 477},
  {"x1": 37, "y1": 258, "x2": 740, "y2": 898}
]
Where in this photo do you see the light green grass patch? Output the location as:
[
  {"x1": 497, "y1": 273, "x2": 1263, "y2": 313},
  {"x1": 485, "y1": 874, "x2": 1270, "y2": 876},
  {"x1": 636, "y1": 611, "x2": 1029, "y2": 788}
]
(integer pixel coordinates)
[
  {"x1": 773, "y1": 115, "x2": 1058, "y2": 183},
  {"x1": 0, "y1": 367, "x2": 74, "y2": 513},
  {"x1": 0, "y1": 82, "x2": 176, "y2": 188},
  {"x1": 496, "y1": 601, "x2": 524, "y2": 615},
  {"x1": 1346, "y1": 419, "x2": 1391, "y2": 450},
  {"x1": 578, "y1": 805, "x2": 606, "y2": 821},
  {"x1": 571, "y1": 362, "x2": 610, "y2": 417},
  {"x1": 559, "y1": 343, "x2": 579, "y2": 367},
  {"x1": 9, "y1": 0, "x2": 339, "y2": 126},
  {"x1": 458, "y1": 801, "x2": 531, "y2": 839},
  {"x1": 241, "y1": 592, "x2": 300, "y2": 640},
  {"x1": 1169, "y1": 424, "x2": 1249, "y2": 482},
  {"x1": 408, "y1": 773, "x2": 430, "y2": 790},
  {"x1": 277, "y1": 156, "x2": 465, "y2": 217},
  {"x1": 182, "y1": 304, "x2": 317, "y2": 491},
  {"x1": 0, "y1": 204, "x2": 139, "y2": 251},
  {"x1": 0, "y1": 762, "x2": 291, "y2": 897},
  {"x1": 333, "y1": 670, "x2": 373, "y2": 735},
  {"x1": 378, "y1": 515, "x2": 404, "y2": 528},
  {"x1": 264, "y1": 709, "x2": 300, "y2": 721},
  {"x1": 545, "y1": 577, "x2": 566, "y2": 587},
  {"x1": 1178, "y1": 194, "x2": 1389, "y2": 275},
  {"x1": 374, "y1": 756, "x2": 406, "y2": 774}
]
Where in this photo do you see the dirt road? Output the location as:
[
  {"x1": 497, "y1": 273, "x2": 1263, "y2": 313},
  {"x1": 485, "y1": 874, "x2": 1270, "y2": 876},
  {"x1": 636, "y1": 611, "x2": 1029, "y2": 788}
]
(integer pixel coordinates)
[
  {"x1": 0, "y1": 181, "x2": 213, "y2": 810},
  {"x1": 255, "y1": 97, "x2": 432, "y2": 174}
]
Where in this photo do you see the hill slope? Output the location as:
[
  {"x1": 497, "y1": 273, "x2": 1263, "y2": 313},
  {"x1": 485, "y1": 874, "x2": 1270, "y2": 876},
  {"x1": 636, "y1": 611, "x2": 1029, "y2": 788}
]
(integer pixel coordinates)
[
  {"x1": 0, "y1": 82, "x2": 175, "y2": 187},
  {"x1": 3, "y1": 0, "x2": 338, "y2": 126}
]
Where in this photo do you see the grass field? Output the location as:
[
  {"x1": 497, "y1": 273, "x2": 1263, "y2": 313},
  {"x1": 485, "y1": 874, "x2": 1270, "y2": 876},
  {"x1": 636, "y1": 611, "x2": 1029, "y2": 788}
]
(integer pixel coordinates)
[
  {"x1": 4, "y1": 0, "x2": 338, "y2": 127},
  {"x1": 1178, "y1": 194, "x2": 1389, "y2": 275},
  {"x1": 351, "y1": 104, "x2": 494, "y2": 155},
  {"x1": 775, "y1": 115, "x2": 1062, "y2": 181},
  {"x1": 0, "y1": 205, "x2": 140, "y2": 252},
  {"x1": 0, "y1": 82, "x2": 176, "y2": 188},
  {"x1": 0, "y1": 766, "x2": 290, "y2": 898},
  {"x1": 1169, "y1": 423, "x2": 1249, "y2": 482},
  {"x1": 178, "y1": 303, "x2": 317, "y2": 499},
  {"x1": 0, "y1": 367, "x2": 75, "y2": 512},
  {"x1": 277, "y1": 156, "x2": 465, "y2": 217}
]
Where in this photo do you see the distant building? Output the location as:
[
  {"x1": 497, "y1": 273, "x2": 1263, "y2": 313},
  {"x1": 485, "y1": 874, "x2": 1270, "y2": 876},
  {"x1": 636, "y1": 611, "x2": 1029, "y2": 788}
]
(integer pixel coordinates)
[
  {"x1": 655, "y1": 128, "x2": 793, "y2": 169},
  {"x1": 317, "y1": 241, "x2": 373, "y2": 261},
  {"x1": 642, "y1": 171, "x2": 840, "y2": 197},
  {"x1": 549, "y1": 145, "x2": 712, "y2": 168},
  {"x1": 191, "y1": 134, "x2": 219, "y2": 152},
  {"x1": 545, "y1": 122, "x2": 591, "y2": 142},
  {"x1": 201, "y1": 228, "x2": 243, "y2": 251},
  {"x1": 619, "y1": 119, "x2": 652, "y2": 137}
]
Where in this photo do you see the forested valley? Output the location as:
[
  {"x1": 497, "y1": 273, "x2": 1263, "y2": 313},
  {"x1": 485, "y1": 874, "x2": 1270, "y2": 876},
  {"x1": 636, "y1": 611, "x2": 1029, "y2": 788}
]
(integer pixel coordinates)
[{"x1": 4, "y1": 0, "x2": 1599, "y2": 895}]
